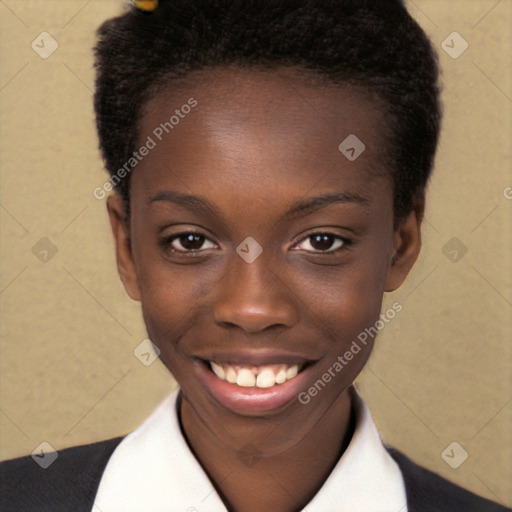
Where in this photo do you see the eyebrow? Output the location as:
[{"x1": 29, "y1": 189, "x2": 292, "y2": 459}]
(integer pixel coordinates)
[
  {"x1": 283, "y1": 191, "x2": 370, "y2": 219},
  {"x1": 148, "y1": 190, "x2": 370, "y2": 221}
]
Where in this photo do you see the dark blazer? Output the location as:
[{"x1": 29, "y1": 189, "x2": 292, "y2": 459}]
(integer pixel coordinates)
[{"x1": 0, "y1": 438, "x2": 510, "y2": 511}]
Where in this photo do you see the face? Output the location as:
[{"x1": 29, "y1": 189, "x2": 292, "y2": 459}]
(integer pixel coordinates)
[{"x1": 108, "y1": 68, "x2": 422, "y2": 455}]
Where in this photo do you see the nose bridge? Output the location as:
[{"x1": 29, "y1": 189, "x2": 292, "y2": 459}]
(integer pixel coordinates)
[{"x1": 213, "y1": 250, "x2": 297, "y2": 333}]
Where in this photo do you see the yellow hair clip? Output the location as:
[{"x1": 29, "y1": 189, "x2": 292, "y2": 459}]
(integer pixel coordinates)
[{"x1": 130, "y1": 0, "x2": 159, "y2": 13}]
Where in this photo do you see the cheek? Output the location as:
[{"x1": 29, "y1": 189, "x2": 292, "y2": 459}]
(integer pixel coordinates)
[
  {"x1": 132, "y1": 217, "x2": 392, "y2": 367},
  {"x1": 138, "y1": 269, "x2": 204, "y2": 331},
  {"x1": 131, "y1": 247, "x2": 207, "y2": 367},
  {"x1": 290, "y1": 247, "x2": 392, "y2": 337},
  {"x1": 291, "y1": 274, "x2": 382, "y2": 354},
  {"x1": 138, "y1": 278, "x2": 201, "y2": 384},
  {"x1": 134, "y1": 253, "x2": 228, "y2": 382}
]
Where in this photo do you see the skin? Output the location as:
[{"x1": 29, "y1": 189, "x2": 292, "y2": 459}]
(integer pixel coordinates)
[{"x1": 107, "y1": 68, "x2": 423, "y2": 512}]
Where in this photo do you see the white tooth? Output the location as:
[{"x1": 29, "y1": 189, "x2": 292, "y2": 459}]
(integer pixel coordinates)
[
  {"x1": 211, "y1": 361, "x2": 225, "y2": 380},
  {"x1": 275, "y1": 367, "x2": 287, "y2": 384},
  {"x1": 237, "y1": 368, "x2": 256, "y2": 387},
  {"x1": 225, "y1": 366, "x2": 237, "y2": 384},
  {"x1": 285, "y1": 364, "x2": 298, "y2": 380},
  {"x1": 256, "y1": 369, "x2": 276, "y2": 388}
]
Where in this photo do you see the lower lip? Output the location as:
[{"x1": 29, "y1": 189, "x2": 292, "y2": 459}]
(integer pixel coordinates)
[{"x1": 195, "y1": 360, "x2": 313, "y2": 415}]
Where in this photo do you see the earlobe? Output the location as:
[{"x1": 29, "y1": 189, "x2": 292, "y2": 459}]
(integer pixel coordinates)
[
  {"x1": 106, "y1": 195, "x2": 142, "y2": 301},
  {"x1": 384, "y1": 196, "x2": 424, "y2": 292}
]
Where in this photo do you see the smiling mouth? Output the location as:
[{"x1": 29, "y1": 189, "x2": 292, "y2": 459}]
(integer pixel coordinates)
[{"x1": 206, "y1": 360, "x2": 308, "y2": 389}]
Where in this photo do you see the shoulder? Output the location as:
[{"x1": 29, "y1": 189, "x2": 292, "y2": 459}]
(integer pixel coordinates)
[
  {"x1": 0, "y1": 437, "x2": 123, "y2": 512},
  {"x1": 387, "y1": 447, "x2": 511, "y2": 512}
]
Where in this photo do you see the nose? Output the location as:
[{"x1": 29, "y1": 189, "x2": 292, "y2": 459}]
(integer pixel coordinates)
[{"x1": 213, "y1": 254, "x2": 298, "y2": 334}]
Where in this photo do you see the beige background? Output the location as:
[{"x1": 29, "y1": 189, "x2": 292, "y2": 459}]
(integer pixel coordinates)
[{"x1": 0, "y1": 0, "x2": 511, "y2": 506}]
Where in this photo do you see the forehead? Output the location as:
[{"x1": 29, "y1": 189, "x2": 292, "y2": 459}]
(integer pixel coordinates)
[{"x1": 134, "y1": 67, "x2": 390, "y2": 207}]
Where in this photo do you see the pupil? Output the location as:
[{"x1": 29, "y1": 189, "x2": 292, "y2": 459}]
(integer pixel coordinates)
[
  {"x1": 311, "y1": 234, "x2": 334, "y2": 251},
  {"x1": 181, "y1": 233, "x2": 204, "y2": 250}
]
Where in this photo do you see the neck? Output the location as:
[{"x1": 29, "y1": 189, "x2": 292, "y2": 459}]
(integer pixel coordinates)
[{"x1": 179, "y1": 389, "x2": 355, "y2": 512}]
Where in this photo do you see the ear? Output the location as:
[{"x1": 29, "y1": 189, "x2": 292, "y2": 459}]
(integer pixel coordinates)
[
  {"x1": 384, "y1": 195, "x2": 424, "y2": 292},
  {"x1": 107, "y1": 194, "x2": 141, "y2": 301}
]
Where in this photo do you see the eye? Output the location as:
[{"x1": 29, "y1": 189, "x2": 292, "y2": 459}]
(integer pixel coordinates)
[
  {"x1": 294, "y1": 232, "x2": 350, "y2": 253},
  {"x1": 160, "y1": 231, "x2": 217, "y2": 253}
]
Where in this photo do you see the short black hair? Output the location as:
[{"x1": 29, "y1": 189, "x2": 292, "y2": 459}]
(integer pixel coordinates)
[{"x1": 94, "y1": 0, "x2": 441, "y2": 219}]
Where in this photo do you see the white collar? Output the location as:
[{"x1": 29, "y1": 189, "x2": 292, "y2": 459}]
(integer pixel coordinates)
[{"x1": 94, "y1": 386, "x2": 407, "y2": 511}]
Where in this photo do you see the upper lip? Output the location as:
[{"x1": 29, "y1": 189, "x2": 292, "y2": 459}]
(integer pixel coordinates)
[{"x1": 196, "y1": 349, "x2": 318, "y2": 366}]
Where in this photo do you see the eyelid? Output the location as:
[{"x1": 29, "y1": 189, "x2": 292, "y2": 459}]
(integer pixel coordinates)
[
  {"x1": 159, "y1": 227, "x2": 352, "y2": 256},
  {"x1": 159, "y1": 229, "x2": 218, "y2": 253},
  {"x1": 291, "y1": 230, "x2": 352, "y2": 254}
]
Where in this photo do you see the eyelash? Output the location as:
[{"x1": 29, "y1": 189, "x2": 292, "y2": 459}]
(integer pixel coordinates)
[{"x1": 158, "y1": 230, "x2": 352, "y2": 255}]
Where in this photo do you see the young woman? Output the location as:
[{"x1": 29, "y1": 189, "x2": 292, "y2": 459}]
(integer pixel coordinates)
[{"x1": 1, "y1": 1, "x2": 509, "y2": 511}]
